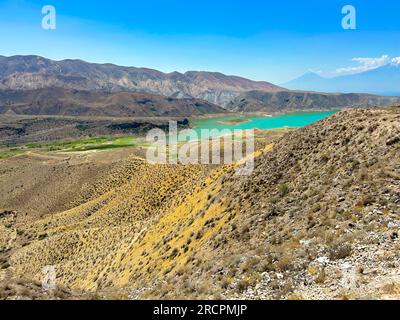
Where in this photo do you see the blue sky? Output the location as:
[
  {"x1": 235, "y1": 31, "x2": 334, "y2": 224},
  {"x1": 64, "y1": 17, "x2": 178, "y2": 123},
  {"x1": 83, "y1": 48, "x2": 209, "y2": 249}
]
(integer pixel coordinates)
[{"x1": 1, "y1": 0, "x2": 400, "y2": 83}]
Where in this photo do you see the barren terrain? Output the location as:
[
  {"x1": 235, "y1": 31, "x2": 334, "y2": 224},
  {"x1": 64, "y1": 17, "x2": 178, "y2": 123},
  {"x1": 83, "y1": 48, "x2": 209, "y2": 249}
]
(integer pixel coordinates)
[{"x1": 0, "y1": 108, "x2": 399, "y2": 300}]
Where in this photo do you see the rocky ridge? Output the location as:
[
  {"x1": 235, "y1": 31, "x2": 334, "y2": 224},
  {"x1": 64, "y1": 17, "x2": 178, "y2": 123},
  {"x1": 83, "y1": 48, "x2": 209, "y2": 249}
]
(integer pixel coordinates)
[{"x1": 0, "y1": 55, "x2": 282, "y2": 107}]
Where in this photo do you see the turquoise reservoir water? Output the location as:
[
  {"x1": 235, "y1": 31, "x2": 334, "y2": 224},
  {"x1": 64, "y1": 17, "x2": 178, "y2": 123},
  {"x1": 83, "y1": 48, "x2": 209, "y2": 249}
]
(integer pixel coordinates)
[{"x1": 190, "y1": 111, "x2": 336, "y2": 139}]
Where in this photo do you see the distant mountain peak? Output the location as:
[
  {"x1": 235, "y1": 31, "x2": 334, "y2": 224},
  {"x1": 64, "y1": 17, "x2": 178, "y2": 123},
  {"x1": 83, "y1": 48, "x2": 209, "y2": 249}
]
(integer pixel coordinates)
[
  {"x1": 283, "y1": 64, "x2": 400, "y2": 96},
  {"x1": 292, "y1": 71, "x2": 325, "y2": 81}
]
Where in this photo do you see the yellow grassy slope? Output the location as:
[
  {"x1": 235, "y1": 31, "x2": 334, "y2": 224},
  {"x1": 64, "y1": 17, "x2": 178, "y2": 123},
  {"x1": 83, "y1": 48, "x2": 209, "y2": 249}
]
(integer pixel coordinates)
[
  {"x1": 10, "y1": 144, "x2": 273, "y2": 295},
  {"x1": 9, "y1": 157, "x2": 219, "y2": 290}
]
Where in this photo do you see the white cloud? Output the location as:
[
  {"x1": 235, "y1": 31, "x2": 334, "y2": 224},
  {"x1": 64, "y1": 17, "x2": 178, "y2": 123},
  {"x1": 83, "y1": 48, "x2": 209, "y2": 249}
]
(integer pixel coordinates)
[
  {"x1": 335, "y1": 55, "x2": 391, "y2": 75},
  {"x1": 391, "y1": 57, "x2": 400, "y2": 66},
  {"x1": 307, "y1": 69, "x2": 323, "y2": 75}
]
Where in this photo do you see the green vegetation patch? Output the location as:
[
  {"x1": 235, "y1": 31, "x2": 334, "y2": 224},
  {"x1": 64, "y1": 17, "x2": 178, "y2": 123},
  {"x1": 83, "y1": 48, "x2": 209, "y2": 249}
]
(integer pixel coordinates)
[
  {"x1": 66, "y1": 137, "x2": 137, "y2": 152},
  {"x1": 0, "y1": 148, "x2": 25, "y2": 160},
  {"x1": 0, "y1": 136, "x2": 141, "y2": 159}
]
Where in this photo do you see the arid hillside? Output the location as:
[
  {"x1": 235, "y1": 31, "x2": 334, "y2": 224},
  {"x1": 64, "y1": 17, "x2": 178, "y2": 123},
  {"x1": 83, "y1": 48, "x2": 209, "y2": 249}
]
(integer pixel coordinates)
[
  {"x1": 0, "y1": 88, "x2": 227, "y2": 117},
  {"x1": 0, "y1": 114, "x2": 191, "y2": 145},
  {"x1": 228, "y1": 90, "x2": 400, "y2": 112},
  {"x1": 1, "y1": 108, "x2": 399, "y2": 300},
  {"x1": 194, "y1": 107, "x2": 400, "y2": 299}
]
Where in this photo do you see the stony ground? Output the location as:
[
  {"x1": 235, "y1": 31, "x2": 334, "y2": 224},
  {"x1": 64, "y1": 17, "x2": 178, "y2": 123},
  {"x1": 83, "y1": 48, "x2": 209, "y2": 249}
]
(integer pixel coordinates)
[{"x1": 194, "y1": 107, "x2": 400, "y2": 300}]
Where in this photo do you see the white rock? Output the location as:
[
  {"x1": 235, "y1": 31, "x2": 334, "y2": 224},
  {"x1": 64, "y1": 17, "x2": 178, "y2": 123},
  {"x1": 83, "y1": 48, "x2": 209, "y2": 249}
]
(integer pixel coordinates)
[
  {"x1": 388, "y1": 221, "x2": 398, "y2": 229},
  {"x1": 300, "y1": 239, "x2": 311, "y2": 246},
  {"x1": 315, "y1": 256, "x2": 330, "y2": 265},
  {"x1": 276, "y1": 273, "x2": 284, "y2": 280}
]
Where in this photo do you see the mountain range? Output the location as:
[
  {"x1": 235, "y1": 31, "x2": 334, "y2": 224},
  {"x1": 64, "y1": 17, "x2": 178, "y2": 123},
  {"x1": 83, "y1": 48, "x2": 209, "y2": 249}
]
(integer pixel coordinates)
[
  {"x1": 0, "y1": 55, "x2": 400, "y2": 116},
  {"x1": 283, "y1": 63, "x2": 400, "y2": 96},
  {"x1": 228, "y1": 90, "x2": 400, "y2": 112},
  {"x1": 0, "y1": 55, "x2": 282, "y2": 107}
]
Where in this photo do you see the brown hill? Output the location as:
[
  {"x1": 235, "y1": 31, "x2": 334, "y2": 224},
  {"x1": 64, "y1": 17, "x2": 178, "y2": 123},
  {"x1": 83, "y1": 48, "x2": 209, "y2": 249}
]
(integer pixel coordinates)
[
  {"x1": 228, "y1": 90, "x2": 400, "y2": 112},
  {"x1": 0, "y1": 88, "x2": 227, "y2": 117},
  {"x1": 1, "y1": 108, "x2": 399, "y2": 299},
  {"x1": 0, "y1": 55, "x2": 283, "y2": 106}
]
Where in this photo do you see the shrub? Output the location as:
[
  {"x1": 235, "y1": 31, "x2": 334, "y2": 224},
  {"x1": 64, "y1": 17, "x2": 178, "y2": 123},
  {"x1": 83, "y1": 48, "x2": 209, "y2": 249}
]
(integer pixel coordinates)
[
  {"x1": 358, "y1": 194, "x2": 375, "y2": 207},
  {"x1": 329, "y1": 243, "x2": 352, "y2": 260},
  {"x1": 38, "y1": 233, "x2": 48, "y2": 240},
  {"x1": 275, "y1": 255, "x2": 293, "y2": 271},
  {"x1": 278, "y1": 183, "x2": 290, "y2": 197},
  {"x1": 235, "y1": 279, "x2": 250, "y2": 292}
]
